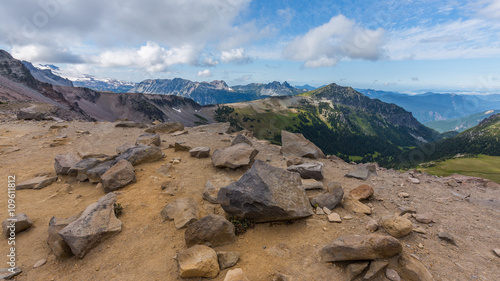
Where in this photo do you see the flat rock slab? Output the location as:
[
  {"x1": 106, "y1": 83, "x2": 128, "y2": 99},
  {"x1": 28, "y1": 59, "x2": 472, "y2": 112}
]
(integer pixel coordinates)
[
  {"x1": 178, "y1": 245, "x2": 220, "y2": 278},
  {"x1": 185, "y1": 215, "x2": 236, "y2": 247},
  {"x1": 160, "y1": 197, "x2": 198, "y2": 229},
  {"x1": 287, "y1": 162, "x2": 324, "y2": 180},
  {"x1": 16, "y1": 176, "x2": 57, "y2": 190},
  {"x1": 345, "y1": 163, "x2": 377, "y2": 180},
  {"x1": 115, "y1": 145, "x2": 164, "y2": 165},
  {"x1": 2, "y1": 213, "x2": 33, "y2": 237},
  {"x1": 342, "y1": 197, "x2": 372, "y2": 214},
  {"x1": 190, "y1": 147, "x2": 211, "y2": 158},
  {"x1": 58, "y1": 193, "x2": 122, "y2": 258},
  {"x1": 320, "y1": 234, "x2": 402, "y2": 262},
  {"x1": 301, "y1": 179, "x2": 324, "y2": 190},
  {"x1": 101, "y1": 159, "x2": 136, "y2": 193},
  {"x1": 280, "y1": 130, "x2": 325, "y2": 159},
  {"x1": 218, "y1": 160, "x2": 313, "y2": 223},
  {"x1": 212, "y1": 143, "x2": 258, "y2": 169},
  {"x1": 115, "y1": 121, "x2": 147, "y2": 128}
]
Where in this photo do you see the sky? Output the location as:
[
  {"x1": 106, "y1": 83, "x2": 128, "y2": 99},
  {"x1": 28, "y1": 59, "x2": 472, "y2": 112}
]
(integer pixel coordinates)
[{"x1": 1, "y1": 0, "x2": 500, "y2": 92}]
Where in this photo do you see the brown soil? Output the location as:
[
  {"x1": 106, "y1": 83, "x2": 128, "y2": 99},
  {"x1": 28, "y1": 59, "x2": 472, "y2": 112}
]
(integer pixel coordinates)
[{"x1": 0, "y1": 120, "x2": 499, "y2": 281}]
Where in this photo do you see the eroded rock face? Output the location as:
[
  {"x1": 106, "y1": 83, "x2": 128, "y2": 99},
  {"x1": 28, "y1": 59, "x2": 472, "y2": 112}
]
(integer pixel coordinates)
[
  {"x1": 320, "y1": 234, "x2": 402, "y2": 262},
  {"x1": 218, "y1": 160, "x2": 313, "y2": 223},
  {"x1": 54, "y1": 153, "x2": 82, "y2": 175},
  {"x1": 177, "y1": 245, "x2": 220, "y2": 278},
  {"x1": 100, "y1": 159, "x2": 136, "y2": 193},
  {"x1": 211, "y1": 143, "x2": 258, "y2": 169},
  {"x1": 280, "y1": 130, "x2": 325, "y2": 159},
  {"x1": 184, "y1": 215, "x2": 236, "y2": 247},
  {"x1": 58, "y1": 193, "x2": 122, "y2": 258},
  {"x1": 287, "y1": 162, "x2": 324, "y2": 180}
]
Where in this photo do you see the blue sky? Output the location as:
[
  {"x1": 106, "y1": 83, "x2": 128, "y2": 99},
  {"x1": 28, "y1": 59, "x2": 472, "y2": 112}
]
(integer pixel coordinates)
[{"x1": 1, "y1": 0, "x2": 500, "y2": 92}]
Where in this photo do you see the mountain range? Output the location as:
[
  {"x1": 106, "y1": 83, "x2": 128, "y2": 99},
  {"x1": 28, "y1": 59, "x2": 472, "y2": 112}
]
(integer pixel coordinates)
[{"x1": 424, "y1": 110, "x2": 500, "y2": 133}]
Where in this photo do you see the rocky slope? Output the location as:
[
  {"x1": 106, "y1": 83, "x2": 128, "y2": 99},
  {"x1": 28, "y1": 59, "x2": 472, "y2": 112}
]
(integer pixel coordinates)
[
  {"x1": 0, "y1": 120, "x2": 499, "y2": 281},
  {"x1": 21, "y1": 62, "x2": 74, "y2": 87}
]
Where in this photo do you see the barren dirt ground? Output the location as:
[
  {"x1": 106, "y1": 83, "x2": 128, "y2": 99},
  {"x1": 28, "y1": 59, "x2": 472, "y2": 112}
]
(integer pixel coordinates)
[{"x1": 0, "y1": 120, "x2": 499, "y2": 281}]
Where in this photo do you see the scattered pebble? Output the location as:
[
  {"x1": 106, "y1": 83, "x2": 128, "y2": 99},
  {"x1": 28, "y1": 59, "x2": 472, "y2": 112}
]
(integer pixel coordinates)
[
  {"x1": 398, "y1": 192, "x2": 410, "y2": 198},
  {"x1": 33, "y1": 259, "x2": 47, "y2": 268},
  {"x1": 343, "y1": 215, "x2": 353, "y2": 220},
  {"x1": 493, "y1": 248, "x2": 500, "y2": 258},
  {"x1": 385, "y1": 268, "x2": 401, "y2": 281},
  {"x1": 328, "y1": 213, "x2": 342, "y2": 223},
  {"x1": 438, "y1": 232, "x2": 457, "y2": 246}
]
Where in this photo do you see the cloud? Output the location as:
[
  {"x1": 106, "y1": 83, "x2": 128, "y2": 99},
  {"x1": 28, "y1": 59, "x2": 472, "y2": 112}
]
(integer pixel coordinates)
[
  {"x1": 412, "y1": 77, "x2": 419, "y2": 81},
  {"x1": 478, "y1": 0, "x2": 500, "y2": 19},
  {"x1": 277, "y1": 7, "x2": 295, "y2": 27},
  {"x1": 96, "y1": 42, "x2": 198, "y2": 72},
  {"x1": 197, "y1": 69, "x2": 212, "y2": 77},
  {"x1": 283, "y1": 15, "x2": 385, "y2": 68},
  {"x1": 11, "y1": 44, "x2": 85, "y2": 63},
  {"x1": 220, "y1": 48, "x2": 252, "y2": 64},
  {"x1": 233, "y1": 74, "x2": 252, "y2": 83}
]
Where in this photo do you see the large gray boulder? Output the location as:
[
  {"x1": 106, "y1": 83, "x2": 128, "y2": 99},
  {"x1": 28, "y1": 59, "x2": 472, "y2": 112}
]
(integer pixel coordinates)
[
  {"x1": 211, "y1": 143, "x2": 258, "y2": 169},
  {"x1": 2, "y1": 213, "x2": 33, "y2": 237},
  {"x1": 218, "y1": 160, "x2": 313, "y2": 222},
  {"x1": 145, "y1": 121, "x2": 184, "y2": 133},
  {"x1": 320, "y1": 234, "x2": 402, "y2": 262},
  {"x1": 100, "y1": 159, "x2": 136, "y2": 193},
  {"x1": 287, "y1": 162, "x2": 324, "y2": 180},
  {"x1": 54, "y1": 153, "x2": 82, "y2": 175},
  {"x1": 280, "y1": 130, "x2": 325, "y2": 159},
  {"x1": 115, "y1": 145, "x2": 164, "y2": 165},
  {"x1": 185, "y1": 215, "x2": 236, "y2": 247},
  {"x1": 58, "y1": 193, "x2": 122, "y2": 258},
  {"x1": 345, "y1": 163, "x2": 377, "y2": 180}
]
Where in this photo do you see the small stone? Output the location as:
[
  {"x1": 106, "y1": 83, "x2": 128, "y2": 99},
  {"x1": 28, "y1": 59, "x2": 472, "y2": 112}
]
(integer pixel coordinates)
[
  {"x1": 415, "y1": 213, "x2": 433, "y2": 224},
  {"x1": 172, "y1": 159, "x2": 180, "y2": 164},
  {"x1": 16, "y1": 176, "x2": 57, "y2": 190},
  {"x1": 322, "y1": 207, "x2": 332, "y2": 215},
  {"x1": 493, "y1": 248, "x2": 500, "y2": 258},
  {"x1": 174, "y1": 141, "x2": 192, "y2": 152},
  {"x1": 343, "y1": 215, "x2": 353, "y2": 220},
  {"x1": 438, "y1": 232, "x2": 457, "y2": 246},
  {"x1": 346, "y1": 262, "x2": 370, "y2": 280},
  {"x1": 301, "y1": 179, "x2": 324, "y2": 190},
  {"x1": 350, "y1": 184, "x2": 374, "y2": 200},
  {"x1": 2, "y1": 213, "x2": 33, "y2": 237},
  {"x1": 316, "y1": 207, "x2": 325, "y2": 215},
  {"x1": 413, "y1": 226, "x2": 427, "y2": 234},
  {"x1": 33, "y1": 259, "x2": 47, "y2": 268},
  {"x1": 328, "y1": 213, "x2": 342, "y2": 223},
  {"x1": 408, "y1": 177, "x2": 420, "y2": 184},
  {"x1": 446, "y1": 179, "x2": 458, "y2": 187},
  {"x1": 364, "y1": 260, "x2": 389, "y2": 279},
  {"x1": 160, "y1": 198, "x2": 198, "y2": 229},
  {"x1": 224, "y1": 268, "x2": 250, "y2": 281},
  {"x1": 217, "y1": 251, "x2": 240, "y2": 270},
  {"x1": 398, "y1": 192, "x2": 410, "y2": 198},
  {"x1": 177, "y1": 245, "x2": 220, "y2": 278},
  {"x1": 418, "y1": 243, "x2": 424, "y2": 249},
  {"x1": 381, "y1": 216, "x2": 413, "y2": 238},
  {"x1": 385, "y1": 268, "x2": 401, "y2": 281},
  {"x1": 399, "y1": 206, "x2": 416, "y2": 216},
  {"x1": 366, "y1": 219, "x2": 379, "y2": 232}
]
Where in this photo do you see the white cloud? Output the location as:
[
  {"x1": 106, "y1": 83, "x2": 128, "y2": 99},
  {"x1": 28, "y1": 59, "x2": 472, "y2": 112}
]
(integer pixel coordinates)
[
  {"x1": 11, "y1": 44, "x2": 84, "y2": 63},
  {"x1": 478, "y1": 0, "x2": 500, "y2": 19},
  {"x1": 220, "y1": 48, "x2": 252, "y2": 64},
  {"x1": 197, "y1": 69, "x2": 212, "y2": 77},
  {"x1": 283, "y1": 15, "x2": 385, "y2": 68},
  {"x1": 233, "y1": 74, "x2": 252, "y2": 83},
  {"x1": 97, "y1": 42, "x2": 198, "y2": 72}
]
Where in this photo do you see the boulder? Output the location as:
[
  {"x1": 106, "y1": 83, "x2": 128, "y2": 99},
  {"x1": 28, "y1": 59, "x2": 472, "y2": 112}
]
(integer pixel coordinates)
[
  {"x1": 349, "y1": 184, "x2": 374, "y2": 200},
  {"x1": 415, "y1": 213, "x2": 433, "y2": 224},
  {"x1": 202, "y1": 174, "x2": 234, "y2": 204},
  {"x1": 398, "y1": 253, "x2": 434, "y2": 281},
  {"x1": 160, "y1": 197, "x2": 198, "y2": 229},
  {"x1": 136, "y1": 133, "x2": 161, "y2": 147},
  {"x1": 101, "y1": 159, "x2": 136, "y2": 193},
  {"x1": 224, "y1": 268, "x2": 250, "y2": 281},
  {"x1": 54, "y1": 153, "x2": 82, "y2": 175},
  {"x1": 345, "y1": 164, "x2": 377, "y2": 180},
  {"x1": 177, "y1": 245, "x2": 220, "y2": 278},
  {"x1": 146, "y1": 121, "x2": 184, "y2": 133},
  {"x1": 16, "y1": 176, "x2": 57, "y2": 190},
  {"x1": 287, "y1": 162, "x2": 324, "y2": 180},
  {"x1": 115, "y1": 121, "x2": 147, "y2": 128},
  {"x1": 174, "y1": 141, "x2": 192, "y2": 152},
  {"x1": 218, "y1": 160, "x2": 313, "y2": 222},
  {"x1": 190, "y1": 147, "x2": 211, "y2": 158},
  {"x1": 381, "y1": 216, "x2": 413, "y2": 238},
  {"x1": 280, "y1": 130, "x2": 325, "y2": 159},
  {"x1": 68, "y1": 158, "x2": 102, "y2": 181},
  {"x1": 231, "y1": 134, "x2": 252, "y2": 146},
  {"x1": 342, "y1": 197, "x2": 372, "y2": 214},
  {"x1": 211, "y1": 143, "x2": 259, "y2": 169},
  {"x1": 115, "y1": 145, "x2": 164, "y2": 165},
  {"x1": 86, "y1": 161, "x2": 114, "y2": 183},
  {"x1": 310, "y1": 186, "x2": 344, "y2": 210},
  {"x1": 47, "y1": 214, "x2": 80, "y2": 259},
  {"x1": 116, "y1": 143, "x2": 135, "y2": 154},
  {"x1": 320, "y1": 234, "x2": 402, "y2": 262},
  {"x1": 301, "y1": 179, "x2": 324, "y2": 190},
  {"x1": 185, "y1": 215, "x2": 236, "y2": 247},
  {"x1": 2, "y1": 213, "x2": 33, "y2": 237},
  {"x1": 58, "y1": 193, "x2": 122, "y2": 258},
  {"x1": 217, "y1": 251, "x2": 240, "y2": 270}
]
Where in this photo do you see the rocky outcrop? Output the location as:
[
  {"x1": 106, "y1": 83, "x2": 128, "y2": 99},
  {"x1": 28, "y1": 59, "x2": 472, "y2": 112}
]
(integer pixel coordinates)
[
  {"x1": 58, "y1": 193, "x2": 122, "y2": 258},
  {"x1": 100, "y1": 159, "x2": 136, "y2": 193},
  {"x1": 185, "y1": 215, "x2": 236, "y2": 247},
  {"x1": 177, "y1": 245, "x2": 220, "y2": 278},
  {"x1": 280, "y1": 130, "x2": 325, "y2": 159},
  {"x1": 218, "y1": 160, "x2": 313, "y2": 222},
  {"x1": 320, "y1": 234, "x2": 402, "y2": 262},
  {"x1": 211, "y1": 143, "x2": 258, "y2": 169}
]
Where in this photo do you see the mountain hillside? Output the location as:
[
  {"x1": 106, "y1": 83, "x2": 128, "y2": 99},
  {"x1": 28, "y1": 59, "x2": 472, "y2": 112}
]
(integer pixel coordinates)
[
  {"x1": 21, "y1": 61, "x2": 74, "y2": 87},
  {"x1": 216, "y1": 83, "x2": 439, "y2": 165},
  {"x1": 424, "y1": 110, "x2": 500, "y2": 133}
]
